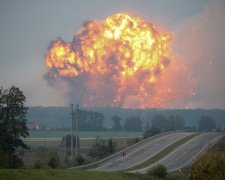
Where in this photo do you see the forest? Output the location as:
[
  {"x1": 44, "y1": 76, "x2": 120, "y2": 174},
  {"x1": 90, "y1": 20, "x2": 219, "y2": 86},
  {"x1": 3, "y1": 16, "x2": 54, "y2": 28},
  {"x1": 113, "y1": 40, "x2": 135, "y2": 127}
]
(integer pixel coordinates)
[{"x1": 27, "y1": 106, "x2": 225, "y2": 131}]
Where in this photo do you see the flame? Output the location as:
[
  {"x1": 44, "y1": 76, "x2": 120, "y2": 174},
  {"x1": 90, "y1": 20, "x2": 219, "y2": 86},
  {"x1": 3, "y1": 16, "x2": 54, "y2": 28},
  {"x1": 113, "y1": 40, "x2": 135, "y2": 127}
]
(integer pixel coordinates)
[{"x1": 44, "y1": 13, "x2": 183, "y2": 108}]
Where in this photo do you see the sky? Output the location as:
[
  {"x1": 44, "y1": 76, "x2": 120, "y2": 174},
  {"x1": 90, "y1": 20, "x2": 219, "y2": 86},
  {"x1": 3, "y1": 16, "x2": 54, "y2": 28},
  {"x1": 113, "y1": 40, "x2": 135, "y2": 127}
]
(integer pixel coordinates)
[{"x1": 0, "y1": 0, "x2": 225, "y2": 108}]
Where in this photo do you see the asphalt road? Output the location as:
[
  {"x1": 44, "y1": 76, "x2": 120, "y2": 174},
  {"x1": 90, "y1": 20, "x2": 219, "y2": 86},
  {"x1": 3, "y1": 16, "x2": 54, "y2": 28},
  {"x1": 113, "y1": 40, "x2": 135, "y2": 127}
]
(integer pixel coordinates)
[
  {"x1": 133, "y1": 132, "x2": 225, "y2": 173},
  {"x1": 94, "y1": 132, "x2": 193, "y2": 171}
]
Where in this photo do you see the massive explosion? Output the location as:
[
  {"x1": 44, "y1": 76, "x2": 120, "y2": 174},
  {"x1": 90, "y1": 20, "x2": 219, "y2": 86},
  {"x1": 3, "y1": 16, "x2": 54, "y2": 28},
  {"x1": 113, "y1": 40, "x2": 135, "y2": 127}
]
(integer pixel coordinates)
[{"x1": 44, "y1": 13, "x2": 195, "y2": 108}]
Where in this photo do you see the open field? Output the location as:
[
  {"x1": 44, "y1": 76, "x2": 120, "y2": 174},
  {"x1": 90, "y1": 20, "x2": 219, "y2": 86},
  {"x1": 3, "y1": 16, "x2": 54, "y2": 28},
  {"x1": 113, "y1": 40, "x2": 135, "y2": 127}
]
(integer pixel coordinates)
[
  {"x1": 0, "y1": 169, "x2": 186, "y2": 180},
  {"x1": 0, "y1": 169, "x2": 188, "y2": 180},
  {"x1": 23, "y1": 137, "x2": 140, "y2": 149},
  {"x1": 23, "y1": 131, "x2": 143, "y2": 157},
  {"x1": 21, "y1": 136, "x2": 142, "y2": 168},
  {"x1": 21, "y1": 138, "x2": 141, "y2": 169},
  {"x1": 28, "y1": 131, "x2": 143, "y2": 138},
  {"x1": 0, "y1": 169, "x2": 143, "y2": 180}
]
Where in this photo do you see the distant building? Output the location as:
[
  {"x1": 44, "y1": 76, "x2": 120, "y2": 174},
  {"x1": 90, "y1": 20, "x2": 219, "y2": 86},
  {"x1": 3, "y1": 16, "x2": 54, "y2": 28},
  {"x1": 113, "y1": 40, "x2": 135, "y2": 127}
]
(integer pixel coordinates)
[{"x1": 26, "y1": 122, "x2": 39, "y2": 130}]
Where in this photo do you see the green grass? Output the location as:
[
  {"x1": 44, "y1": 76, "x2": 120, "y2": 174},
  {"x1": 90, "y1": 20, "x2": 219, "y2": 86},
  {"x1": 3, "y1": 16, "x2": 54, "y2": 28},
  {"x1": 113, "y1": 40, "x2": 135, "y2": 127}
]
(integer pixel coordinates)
[
  {"x1": 0, "y1": 169, "x2": 186, "y2": 180},
  {"x1": 24, "y1": 137, "x2": 133, "y2": 150},
  {"x1": 21, "y1": 137, "x2": 140, "y2": 168},
  {"x1": 28, "y1": 131, "x2": 143, "y2": 138},
  {"x1": 0, "y1": 169, "x2": 144, "y2": 180},
  {"x1": 167, "y1": 171, "x2": 186, "y2": 180},
  {"x1": 127, "y1": 133, "x2": 201, "y2": 171}
]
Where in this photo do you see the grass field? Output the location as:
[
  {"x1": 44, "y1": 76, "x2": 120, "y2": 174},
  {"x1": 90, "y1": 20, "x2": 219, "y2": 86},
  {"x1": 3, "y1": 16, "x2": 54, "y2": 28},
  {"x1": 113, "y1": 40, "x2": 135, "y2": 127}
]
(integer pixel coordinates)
[
  {"x1": 22, "y1": 136, "x2": 142, "y2": 168},
  {"x1": 0, "y1": 169, "x2": 143, "y2": 180},
  {"x1": 24, "y1": 137, "x2": 137, "y2": 150},
  {"x1": 24, "y1": 130, "x2": 143, "y2": 154},
  {"x1": 0, "y1": 169, "x2": 185, "y2": 180},
  {"x1": 28, "y1": 131, "x2": 143, "y2": 138}
]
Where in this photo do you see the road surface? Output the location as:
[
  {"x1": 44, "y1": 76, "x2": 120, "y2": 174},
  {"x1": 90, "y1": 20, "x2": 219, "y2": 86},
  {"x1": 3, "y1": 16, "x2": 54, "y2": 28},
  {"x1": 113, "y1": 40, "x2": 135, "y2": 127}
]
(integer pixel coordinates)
[
  {"x1": 133, "y1": 132, "x2": 225, "y2": 173},
  {"x1": 94, "y1": 132, "x2": 193, "y2": 171}
]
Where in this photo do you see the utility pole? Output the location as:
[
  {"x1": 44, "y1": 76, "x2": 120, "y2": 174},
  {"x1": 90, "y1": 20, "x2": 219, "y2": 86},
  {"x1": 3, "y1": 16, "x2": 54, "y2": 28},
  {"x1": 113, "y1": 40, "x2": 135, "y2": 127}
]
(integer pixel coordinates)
[
  {"x1": 75, "y1": 104, "x2": 79, "y2": 157},
  {"x1": 71, "y1": 104, "x2": 74, "y2": 161}
]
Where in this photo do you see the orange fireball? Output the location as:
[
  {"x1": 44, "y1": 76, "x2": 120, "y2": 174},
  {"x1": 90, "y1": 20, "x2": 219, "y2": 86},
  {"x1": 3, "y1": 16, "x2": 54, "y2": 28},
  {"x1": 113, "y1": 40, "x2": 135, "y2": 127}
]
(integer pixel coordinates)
[{"x1": 45, "y1": 13, "x2": 172, "y2": 108}]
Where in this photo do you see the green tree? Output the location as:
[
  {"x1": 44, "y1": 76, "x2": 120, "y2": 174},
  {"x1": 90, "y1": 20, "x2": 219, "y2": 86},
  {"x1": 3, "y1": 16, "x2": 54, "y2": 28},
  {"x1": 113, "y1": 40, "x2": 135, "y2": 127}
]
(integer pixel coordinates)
[
  {"x1": 87, "y1": 112, "x2": 104, "y2": 131},
  {"x1": 198, "y1": 116, "x2": 216, "y2": 131},
  {"x1": 151, "y1": 114, "x2": 170, "y2": 131},
  {"x1": 88, "y1": 138, "x2": 108, "y2": 159},
  {"x1": 143, "y1": 127, "x2": 161, "y2": 139},
  {"x1": 168, "y1": 115, "x2": 185, "y2": 130},
  {"x1": 88, "y1": 138, "x2": 116, "y2": 159},
  {"x1": 112, "y1": 115, "x2": 122, "y2": 131},
  {"x1": 75, "y1": 110, "x2": 105, "y2": 131},
  {"x1": 151, "y1": 114, "x2": 185, "y2": 131},
  {"x1": 0, "y1": 86, "x2": 29, "y2": 168},
  {"x1": 123, "y1": 116, "x2": 142, "y2": 131},
  {"x1": 108, "y1": 138, "x2": 116, "y2": 154}
]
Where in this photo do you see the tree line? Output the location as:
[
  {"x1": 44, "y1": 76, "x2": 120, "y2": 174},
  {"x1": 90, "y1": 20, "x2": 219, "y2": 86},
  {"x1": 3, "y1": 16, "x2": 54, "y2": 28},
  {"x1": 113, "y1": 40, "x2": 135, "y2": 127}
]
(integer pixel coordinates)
[
  {"x1": 27, "y1": 107, "x2": 225, "y2": 131},
  {"x1": 76, "y1": 110, "x2": 105, "y2": 131},
  {"x1": 111, "y1": 115, "x2": 142, "y2": 131},
  {"x1": 143, "y1": 114, "x2": 217, "y2": 138}
]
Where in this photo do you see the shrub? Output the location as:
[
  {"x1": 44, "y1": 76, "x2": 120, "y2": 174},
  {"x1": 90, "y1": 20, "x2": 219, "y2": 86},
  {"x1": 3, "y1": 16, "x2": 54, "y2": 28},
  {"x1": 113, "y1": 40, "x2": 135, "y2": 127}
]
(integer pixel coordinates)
[
  {"x1": 88, "y1": 138, "x2": 117, "y2": 159},
  {"x1": 134, "y1": 138, "x2": 140, "y2": 143},
  {"x1": 48, "y1": 153, "x2": 60, "y2": 169},
  {"x1": 0, "y1": 149, "x2": 10, "y2": 168},
  {"x1": 148, "y1": 164, "x2": 167, "y2": 178},
  {"x1": 189, "y1": 151, "x2": 225, "y2": 180},
  {"x1": 34, "y1": 160, "x2": 45, "y2": 169},
  {"x1": 0, "y1": 149, "x2": 24, "y2": 168},
  {"x1": 126, "y1": 138, "x2": 140, "y2": 147},
  {"x1": 76, "y1": 154, "x2": 85, "y2": 165},
  {"x1": 34, "y1": 150, "x2": 62, "y2": 169}
]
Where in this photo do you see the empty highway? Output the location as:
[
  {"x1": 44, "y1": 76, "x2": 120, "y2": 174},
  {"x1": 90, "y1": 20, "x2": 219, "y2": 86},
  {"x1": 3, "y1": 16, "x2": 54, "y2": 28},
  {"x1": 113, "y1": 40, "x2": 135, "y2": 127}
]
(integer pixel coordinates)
[
  {"x1": 133, "y1": 132, "x2": 225, "y2": 173},
  {"x1": 94, "y1": 132, "x2": 193, "y2": 171}
]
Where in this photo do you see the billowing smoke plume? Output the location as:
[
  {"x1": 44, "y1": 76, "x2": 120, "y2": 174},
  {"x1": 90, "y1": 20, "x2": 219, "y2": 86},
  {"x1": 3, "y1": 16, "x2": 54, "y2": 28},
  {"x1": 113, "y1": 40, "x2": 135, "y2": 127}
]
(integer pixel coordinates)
[
  {"x1": 172, "y1": 0, "x2": 225, "y2": 108},
  {"x1": 44, "y1": 13, "x2": 195, "y2": 108}
]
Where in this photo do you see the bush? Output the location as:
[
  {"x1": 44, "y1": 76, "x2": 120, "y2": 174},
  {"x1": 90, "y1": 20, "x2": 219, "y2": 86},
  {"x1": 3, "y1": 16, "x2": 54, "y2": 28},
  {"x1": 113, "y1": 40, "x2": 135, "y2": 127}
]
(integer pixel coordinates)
[
  {"x1": 134, "y1": 138, "x2": 140, "y2": 143},
  {"x1": 0, "y1": 149, "x2": 24, "y2": 168},
  {"x1": 189, "y1": 151, "x2": 225, "y2": 180},
  {"x1": 0, "y1": 150, "x2": 10, "y2": 168},
  {"x1": 34, "y1": 160, "x2": 45, "y2": 169},
  {"x1": 75, "y1": 154, "x2": 85, "y2": 165},
  {"x1": 148, "y1": 164, "x2": 167, "y2": 178},
  {"x1": 88, "y1": 138, "x2": 117, "y2": 159},
  {"x1": 9, "y1": 155, "x2": 24, "y2": 168},
  {"x1": 126, "y1": 138, "x2": 140, "y2": 147},
  {"x1": 34, "y1": 150, "x2": 63, "y2": 169},
  {"x1": 48, "y1": 153, "x2": 60, "y2": 169},
  {"x1": 167, "y1": 171, "x2": 185, "y2": 180}
]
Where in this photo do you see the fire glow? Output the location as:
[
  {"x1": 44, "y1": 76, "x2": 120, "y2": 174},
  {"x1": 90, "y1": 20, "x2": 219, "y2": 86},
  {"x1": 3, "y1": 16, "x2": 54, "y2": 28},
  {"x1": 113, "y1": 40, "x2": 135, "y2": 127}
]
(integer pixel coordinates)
[{"x1": 44, "y1": 13, "x2": 195, "y2": 108}]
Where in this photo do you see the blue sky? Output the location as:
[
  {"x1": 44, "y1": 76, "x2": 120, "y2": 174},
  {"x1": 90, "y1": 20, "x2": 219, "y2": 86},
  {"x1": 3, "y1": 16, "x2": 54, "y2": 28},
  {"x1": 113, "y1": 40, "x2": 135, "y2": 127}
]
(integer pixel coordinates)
[{"x1": 0, "y1": 0, "x2": 225, "y2": 108}]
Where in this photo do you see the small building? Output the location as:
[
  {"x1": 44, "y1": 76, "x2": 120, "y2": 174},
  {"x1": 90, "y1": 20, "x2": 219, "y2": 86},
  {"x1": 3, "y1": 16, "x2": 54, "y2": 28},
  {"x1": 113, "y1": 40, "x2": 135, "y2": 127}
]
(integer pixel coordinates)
[{"x1": 26, "y1": 122, "x2": 39, "y2": 130}]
